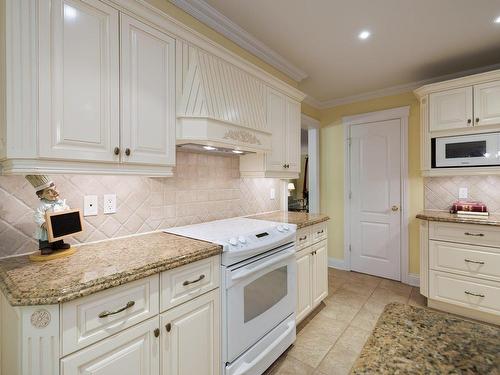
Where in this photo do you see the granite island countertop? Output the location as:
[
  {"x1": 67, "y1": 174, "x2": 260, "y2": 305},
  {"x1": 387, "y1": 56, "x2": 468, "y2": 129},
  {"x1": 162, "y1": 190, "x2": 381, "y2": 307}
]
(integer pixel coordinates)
[
  {"x1": 0, "y1": 232, "x2": 221, "y2": 306},
  {"x1": 247, "y1": 211, "x2": 329, "y2": 229},
  {"x1": 351, "y1": 303, "x2": 500, "y2": 374},
  {"x1": 417, "y1": 210, "x2": 500, "y2": 227}
]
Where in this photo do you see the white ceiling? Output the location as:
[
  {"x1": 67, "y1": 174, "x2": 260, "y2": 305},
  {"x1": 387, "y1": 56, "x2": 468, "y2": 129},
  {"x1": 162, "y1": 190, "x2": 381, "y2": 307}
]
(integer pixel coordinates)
[{"x1": 197, "y1": 0, "x2": 500, "y2": 105}]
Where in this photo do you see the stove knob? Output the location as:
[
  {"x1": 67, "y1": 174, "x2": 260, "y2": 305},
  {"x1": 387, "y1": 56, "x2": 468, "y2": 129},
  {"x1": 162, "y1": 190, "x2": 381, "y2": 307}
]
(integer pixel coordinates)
[
  {"x1": 238, "y1": 236, "x2": 247, "y2": 244},
  {"x1": 229, "y1": 238, "x2": 238, "y2": 246},
  {"x1": 277, "y1": 225, "x2": 284, "y2": 232},
  {"x1": 283, "y1": 225, "x2": 290, "y2": 231}
]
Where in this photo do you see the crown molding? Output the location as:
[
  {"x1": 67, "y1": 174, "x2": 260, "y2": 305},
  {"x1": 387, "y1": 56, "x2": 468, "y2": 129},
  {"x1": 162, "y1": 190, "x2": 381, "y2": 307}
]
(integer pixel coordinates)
[
  {"x1": 170, "y1": 0, "x2": 308, "y2": 82},
  {"x1": 306, "y1": 63, "x2": 500, "y2": 110}
]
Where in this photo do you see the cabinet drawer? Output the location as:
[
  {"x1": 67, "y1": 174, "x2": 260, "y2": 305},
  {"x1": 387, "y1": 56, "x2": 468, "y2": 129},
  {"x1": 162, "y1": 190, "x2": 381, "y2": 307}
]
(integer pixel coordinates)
[
  {"x1": 296, "y1": 227, "x2": 311, "y2": 251},
  {"x1": 311, "y1": 223, "x2": 327, "y2": 244},
  {"x1": 430, "y1": 240, "x2": 500, "y2": 282},
  {"x1": 429, "y1": 271, "x2": 500, "y2": 316},
  {"x1": 429, "y1": 221, "x2": 500, "y2": 248},
  {"x1": 160, "y1": 256, "x2": 219, "y2": 312},
  {"x1": 62, "y1": 275, "x2": 159, "y2": 356}
]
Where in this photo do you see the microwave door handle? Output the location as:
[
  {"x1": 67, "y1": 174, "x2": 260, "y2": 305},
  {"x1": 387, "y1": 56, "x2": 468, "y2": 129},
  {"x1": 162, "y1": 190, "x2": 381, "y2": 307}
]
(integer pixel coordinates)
[{"x1": 230, "y1": 248, "x2": 295, "y2": 282}]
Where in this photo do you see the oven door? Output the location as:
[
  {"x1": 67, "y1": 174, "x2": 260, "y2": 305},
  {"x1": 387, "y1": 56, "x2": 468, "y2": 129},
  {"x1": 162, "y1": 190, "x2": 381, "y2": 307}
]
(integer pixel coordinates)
[
  {"x1": 435, "y1": 133, "x2": 500, "y2": 167},
  {"x1": 225, "y1": 244, "x2": 296, "y2": 363}
]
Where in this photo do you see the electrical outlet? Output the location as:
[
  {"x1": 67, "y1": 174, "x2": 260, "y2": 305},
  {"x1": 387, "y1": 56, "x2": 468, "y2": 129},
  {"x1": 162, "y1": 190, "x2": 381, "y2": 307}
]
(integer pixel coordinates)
[
  {"x1": 459, "y1": 187, "x2": 468, "y2": 200},
  {"x1": 270, "y1": 188, "x2": 276, "y2": 200},
  {"x1": 83, "y1": 195, "x2": 98, "y2": 216},
  {"x1": 103, "y1": 194, "x2": 117, "y2": 214}
]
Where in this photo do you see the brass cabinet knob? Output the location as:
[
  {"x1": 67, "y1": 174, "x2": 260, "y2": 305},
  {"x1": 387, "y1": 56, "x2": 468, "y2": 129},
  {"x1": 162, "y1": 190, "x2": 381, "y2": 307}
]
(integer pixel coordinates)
[
  {"x1": 114, "y1": 147, "x2": 120, "y2": 155},
  {"x1": 475, "y1": 117, "x2": 479, "y2": 123},
  {"x1": 125, "y1": 148, "x2": 131, "y2": 156},
  {"x1": 154, "y1": 328, "x2": 160, "y2": 338},
  {"x1": 467, "y1": 119, "x2": 472, "y2": 125},
  {"x1": 391, "y1": 205, "x2": 399, "y2": 212}
]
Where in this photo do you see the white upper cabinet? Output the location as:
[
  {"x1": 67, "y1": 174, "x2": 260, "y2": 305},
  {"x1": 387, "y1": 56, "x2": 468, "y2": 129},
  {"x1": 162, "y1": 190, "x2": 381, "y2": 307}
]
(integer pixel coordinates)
[
  {"x1": 429, "y1": 87, "x2": 473, "y2": 132},
  {"x1": 286, "y1": 98, "x2": 301, "y2": 173},
  {"x1": 266, "y1": 88, "x2": 287, "y2": 171},
  {"x1": 38, "y1": 0, "x2": 120, "y2": 162},
  {"x1": 474, "y1": 81, "x2": 500, "y2": 128},
  {"x1": 120, "y1": 14, "x2": 176, "y2": 166}
]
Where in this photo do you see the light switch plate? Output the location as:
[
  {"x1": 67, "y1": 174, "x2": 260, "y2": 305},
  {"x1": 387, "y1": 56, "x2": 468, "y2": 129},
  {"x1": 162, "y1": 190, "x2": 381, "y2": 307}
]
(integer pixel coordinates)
[
  {"x1": 103, "y1": 194, "x2": 117, "y2": 214},
  {"x1": 270, "y1": 188, "x2": 276, "y2": 200},
  {"x1": 83, "y1": 195, "x2": 98, "y2": 216},
  {"x1": 459, "y1": 187, "x2": 468, "y2": 200}
]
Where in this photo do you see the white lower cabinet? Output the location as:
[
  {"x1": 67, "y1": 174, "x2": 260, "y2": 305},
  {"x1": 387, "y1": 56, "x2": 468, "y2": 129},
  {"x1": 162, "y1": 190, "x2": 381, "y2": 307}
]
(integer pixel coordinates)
[
  {"x1": 61, "y1": 317, "x2": 160, "y2": 375},
  {"x1": 295, "y1": 224, "x2": 328, "y2": 324},
  {"x1": 160, "y1": 289, "x2": 220, "y2": 375}
]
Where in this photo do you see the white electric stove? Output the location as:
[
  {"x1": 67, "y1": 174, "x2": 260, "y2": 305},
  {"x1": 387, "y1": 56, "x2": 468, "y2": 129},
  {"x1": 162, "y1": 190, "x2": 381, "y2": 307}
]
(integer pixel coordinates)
[{"x1": 165, "y1": 217, "x2": 297, "y2": 375}]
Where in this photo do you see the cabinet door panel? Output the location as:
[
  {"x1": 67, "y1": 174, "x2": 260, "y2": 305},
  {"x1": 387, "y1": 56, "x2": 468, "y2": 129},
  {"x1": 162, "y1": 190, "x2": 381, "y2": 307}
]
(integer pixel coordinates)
[
  {"x1": 312, "y1": 241, "x2": 328, "y2": 307},
  {"x1": 286, "y1": 99, "x2": 301, "y2": 173},
  {"x1": 160, "y1": 290, "x2": 220, "y2": 375},
  {"x1": 39, "y1": 0, "x2": 119, "y2": 161},
  {"x1": 61, "y1": 317, "x2": 160, "y2": 375},
  {"x1": 295, "y1": 250, "x2": 312, "y2": 323},
  {"x1": 120, "y1": 15, "x2": 176, "y2": 166},
  {"x1": 474, "y1": 81, "x2": 500, "y2": 127},
  {"x1": 266, "y1": 88, "x2": 286, "y2": 171},
  {"x1": 429, "y1": 87, "x2": 472, "y2": 132}
]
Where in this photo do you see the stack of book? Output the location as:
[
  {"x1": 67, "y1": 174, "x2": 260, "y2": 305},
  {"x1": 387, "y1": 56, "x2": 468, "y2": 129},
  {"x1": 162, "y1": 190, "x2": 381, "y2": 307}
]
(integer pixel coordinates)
[{"x1": 450, "y1": 200, "x2": 489, "y2": 219}]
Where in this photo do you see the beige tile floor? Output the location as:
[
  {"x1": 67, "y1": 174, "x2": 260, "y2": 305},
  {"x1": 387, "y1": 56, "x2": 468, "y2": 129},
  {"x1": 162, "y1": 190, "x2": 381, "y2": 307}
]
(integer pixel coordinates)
[{"x1": 264, "y1": 268, "x2": 427, "y2": 375}]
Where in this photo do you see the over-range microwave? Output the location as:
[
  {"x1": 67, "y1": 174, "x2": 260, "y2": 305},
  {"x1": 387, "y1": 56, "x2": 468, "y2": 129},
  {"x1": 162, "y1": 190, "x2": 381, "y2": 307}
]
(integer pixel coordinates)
[{"x1": 432, "y1": 132, "x2": 500, "y2": 168}]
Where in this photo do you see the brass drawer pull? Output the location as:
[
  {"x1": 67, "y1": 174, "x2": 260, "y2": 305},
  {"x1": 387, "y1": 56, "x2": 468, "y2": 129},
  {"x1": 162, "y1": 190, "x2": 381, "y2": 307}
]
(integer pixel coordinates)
[
  {"x1": 464, "y1": 290, "x2": 485, "y2": 298},
  {"x1": 183, "y1": 274, "x2": 205, "y2": 286},
  {"x1": 464, "y1": 259, "x2": 485, "y2": 265},
  {"x1": 317, "y1": 230, "x2": 324, "y2": 234},
  {"x1": 299, "y1": 235, "x2": 307, "y2": 241},
  {"x1": 98, "y1": 301, "x2": 135, "y2": 318},
  {"x1": 464, "y1": 232, "x2": 484, "y2": 237}
]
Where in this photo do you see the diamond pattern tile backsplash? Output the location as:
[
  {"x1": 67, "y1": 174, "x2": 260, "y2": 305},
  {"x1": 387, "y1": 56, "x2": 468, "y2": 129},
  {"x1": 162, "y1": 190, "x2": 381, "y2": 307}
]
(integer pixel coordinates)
[
  {"x1": 0, "y1": 151, "x2": 282, "y2": 258},
  {"x1": 424, "y1": 175, "x2": 500, "y2": 213}
]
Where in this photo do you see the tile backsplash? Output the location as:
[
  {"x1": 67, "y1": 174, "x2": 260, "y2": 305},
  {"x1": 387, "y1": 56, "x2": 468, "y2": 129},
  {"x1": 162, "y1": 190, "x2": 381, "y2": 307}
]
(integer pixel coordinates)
[
  {"x1": 0, "y1": 151, "x2": 282, "y2": 258},
  {"x1": 424, "y1": 175, "x2": 500, "y2": 213}
]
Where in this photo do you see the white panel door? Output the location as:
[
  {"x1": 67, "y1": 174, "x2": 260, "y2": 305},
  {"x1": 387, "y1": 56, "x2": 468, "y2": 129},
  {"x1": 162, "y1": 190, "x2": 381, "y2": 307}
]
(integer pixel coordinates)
[
  {"x1": 39, "y1": 0, "x2": 120, "y2": 161},
  {"x1": 61, "y1": 317, "x2": 160, "y2": 375},
  {"x1": 266, "y1": 88, "x2": 286, "y2": 171},
  {"x1": 286, "y1": 98, "x2": 301, "y2": 173},
  {"x1": 295, "y1": 250, "x2": 312, "y2": 323},
  {"x1": 474, "y1": 81, "x2": 500, "y2": 128},
  {"x1": 312, "y1": 240, "x2": 328, "y2": 307},
  {"x1": 160, "y1": 290, "x2": 220, "y2": 375},
  {"x1": 429, "y1": 87, "x2": 473, "y2": 132},
  {"x1": 350, "y1": 119, "x2": 402, "y2": 280},
  {"x1": 120, "y1": 14, "x2": 176, "y2": 166}
]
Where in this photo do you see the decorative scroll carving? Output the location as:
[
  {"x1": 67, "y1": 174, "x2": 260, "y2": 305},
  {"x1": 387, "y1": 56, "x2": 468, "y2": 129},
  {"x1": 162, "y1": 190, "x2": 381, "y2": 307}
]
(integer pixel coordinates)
[
  {"x1": 30, "y1": 309, "x2": 51, "y2": 329},
  {"x1": 223, "y1": 130, "x2": 262, "y2": 145}
]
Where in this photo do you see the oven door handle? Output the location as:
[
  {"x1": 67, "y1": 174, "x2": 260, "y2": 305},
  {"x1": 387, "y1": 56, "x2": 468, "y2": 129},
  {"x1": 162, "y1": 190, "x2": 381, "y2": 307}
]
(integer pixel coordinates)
[{"x1": 229, "y1": 248, "x2": 295, "y2": 282}]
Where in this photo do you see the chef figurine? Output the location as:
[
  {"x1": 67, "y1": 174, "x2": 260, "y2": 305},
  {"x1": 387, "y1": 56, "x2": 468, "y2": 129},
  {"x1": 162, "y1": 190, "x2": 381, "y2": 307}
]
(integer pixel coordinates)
[{"x1": 25, "y1": 175, "x2": 71, "y2": 255}]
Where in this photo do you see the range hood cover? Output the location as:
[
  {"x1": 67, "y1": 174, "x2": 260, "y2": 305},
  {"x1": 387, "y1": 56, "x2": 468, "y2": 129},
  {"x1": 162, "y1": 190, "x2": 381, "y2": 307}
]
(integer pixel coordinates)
[{"x1": 176, "y1": 42, "x2": 271, "y2": 153}]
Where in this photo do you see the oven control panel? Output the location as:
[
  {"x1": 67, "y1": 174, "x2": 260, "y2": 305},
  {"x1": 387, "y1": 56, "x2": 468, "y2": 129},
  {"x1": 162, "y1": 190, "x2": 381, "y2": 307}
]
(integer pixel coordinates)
[{"x1": 226, "y1": 224, "x2": 293, "y2": 250}]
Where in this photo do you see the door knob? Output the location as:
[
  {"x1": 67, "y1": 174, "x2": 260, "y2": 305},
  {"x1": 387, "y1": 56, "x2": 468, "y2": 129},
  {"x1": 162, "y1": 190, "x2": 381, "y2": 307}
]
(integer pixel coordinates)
[{"x1": 391, "y1": 205, "x2": 399, "y2": 212}]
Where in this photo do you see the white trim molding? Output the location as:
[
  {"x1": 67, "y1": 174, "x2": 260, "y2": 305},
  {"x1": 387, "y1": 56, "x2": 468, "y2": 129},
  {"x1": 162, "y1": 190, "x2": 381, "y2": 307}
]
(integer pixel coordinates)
[
  {"x1": 170, "y1": 0, "x2": 308, "y2": 82},
  {"x1": 407, "y1": 273, "x2": 420, "y2": 287},
  {"x1": 342, "y1": 106, "x2": 411, "y2": 284},
  {"x1": 328, "y1": 258, "x2": 348, "y2": 270}
]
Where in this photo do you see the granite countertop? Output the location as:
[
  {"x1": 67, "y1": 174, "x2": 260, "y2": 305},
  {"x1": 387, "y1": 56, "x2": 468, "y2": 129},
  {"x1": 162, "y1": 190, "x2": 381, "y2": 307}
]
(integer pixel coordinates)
[
  {"x1": 247, "y1": 211, "x2": 329, "y2": 229},
  {"x1": 417, "y1": 210, "x2": 500, "y2": 227},
  {"x1": 0, "y1": 232, "x2": 221, "y2": 306},
  {"x1": 351, "y1": 303, "x2": 500, "y2": 374}
]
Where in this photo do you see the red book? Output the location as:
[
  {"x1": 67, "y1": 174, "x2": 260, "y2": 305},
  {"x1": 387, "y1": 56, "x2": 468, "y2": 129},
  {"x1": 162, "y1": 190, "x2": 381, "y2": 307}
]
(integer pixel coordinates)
[{"x1": 450, "y1": 201, "x2": 488, "y2": 214}]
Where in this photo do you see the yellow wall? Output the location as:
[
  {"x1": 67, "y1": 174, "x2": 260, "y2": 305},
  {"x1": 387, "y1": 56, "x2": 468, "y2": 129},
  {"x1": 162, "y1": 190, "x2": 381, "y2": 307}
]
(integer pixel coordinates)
[
  {"x1": 319, "y1": 92, "x2": 423, "y2": 274},
  {"x1": 301, "y1": 102, "x2": 321, "y2": 121}
]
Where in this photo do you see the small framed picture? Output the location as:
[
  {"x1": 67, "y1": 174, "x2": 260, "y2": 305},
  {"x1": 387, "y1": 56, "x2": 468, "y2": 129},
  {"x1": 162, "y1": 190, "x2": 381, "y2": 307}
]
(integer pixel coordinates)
[{"x1": 45, "y1": 209, "x2": 84, "y2": 242}]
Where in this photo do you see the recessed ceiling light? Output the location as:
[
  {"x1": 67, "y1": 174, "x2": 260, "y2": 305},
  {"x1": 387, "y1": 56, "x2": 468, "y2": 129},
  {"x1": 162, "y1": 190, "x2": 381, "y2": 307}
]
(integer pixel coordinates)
[
  {"x1": 232, "y1": 150, "x2": 244, "y2": 154},
  {"x1": 203, "y1": 145, "x2": 217, "y2": 151},
  {"x1": 495, "y1": 16, "x2": 500, "y2": 24},
  {"x1": 358, "y1": 30, "x2": 371, "y2": 40}
]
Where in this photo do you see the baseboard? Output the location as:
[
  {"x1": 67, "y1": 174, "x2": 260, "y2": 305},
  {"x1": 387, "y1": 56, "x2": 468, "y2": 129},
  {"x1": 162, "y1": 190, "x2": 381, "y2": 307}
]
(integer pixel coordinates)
[
  {"x1": 328, "y1": 257, "x2": 348, "y2": 270},
  {"x1": 406, "y1": 273, "x2": 420, "y2": 287}
]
